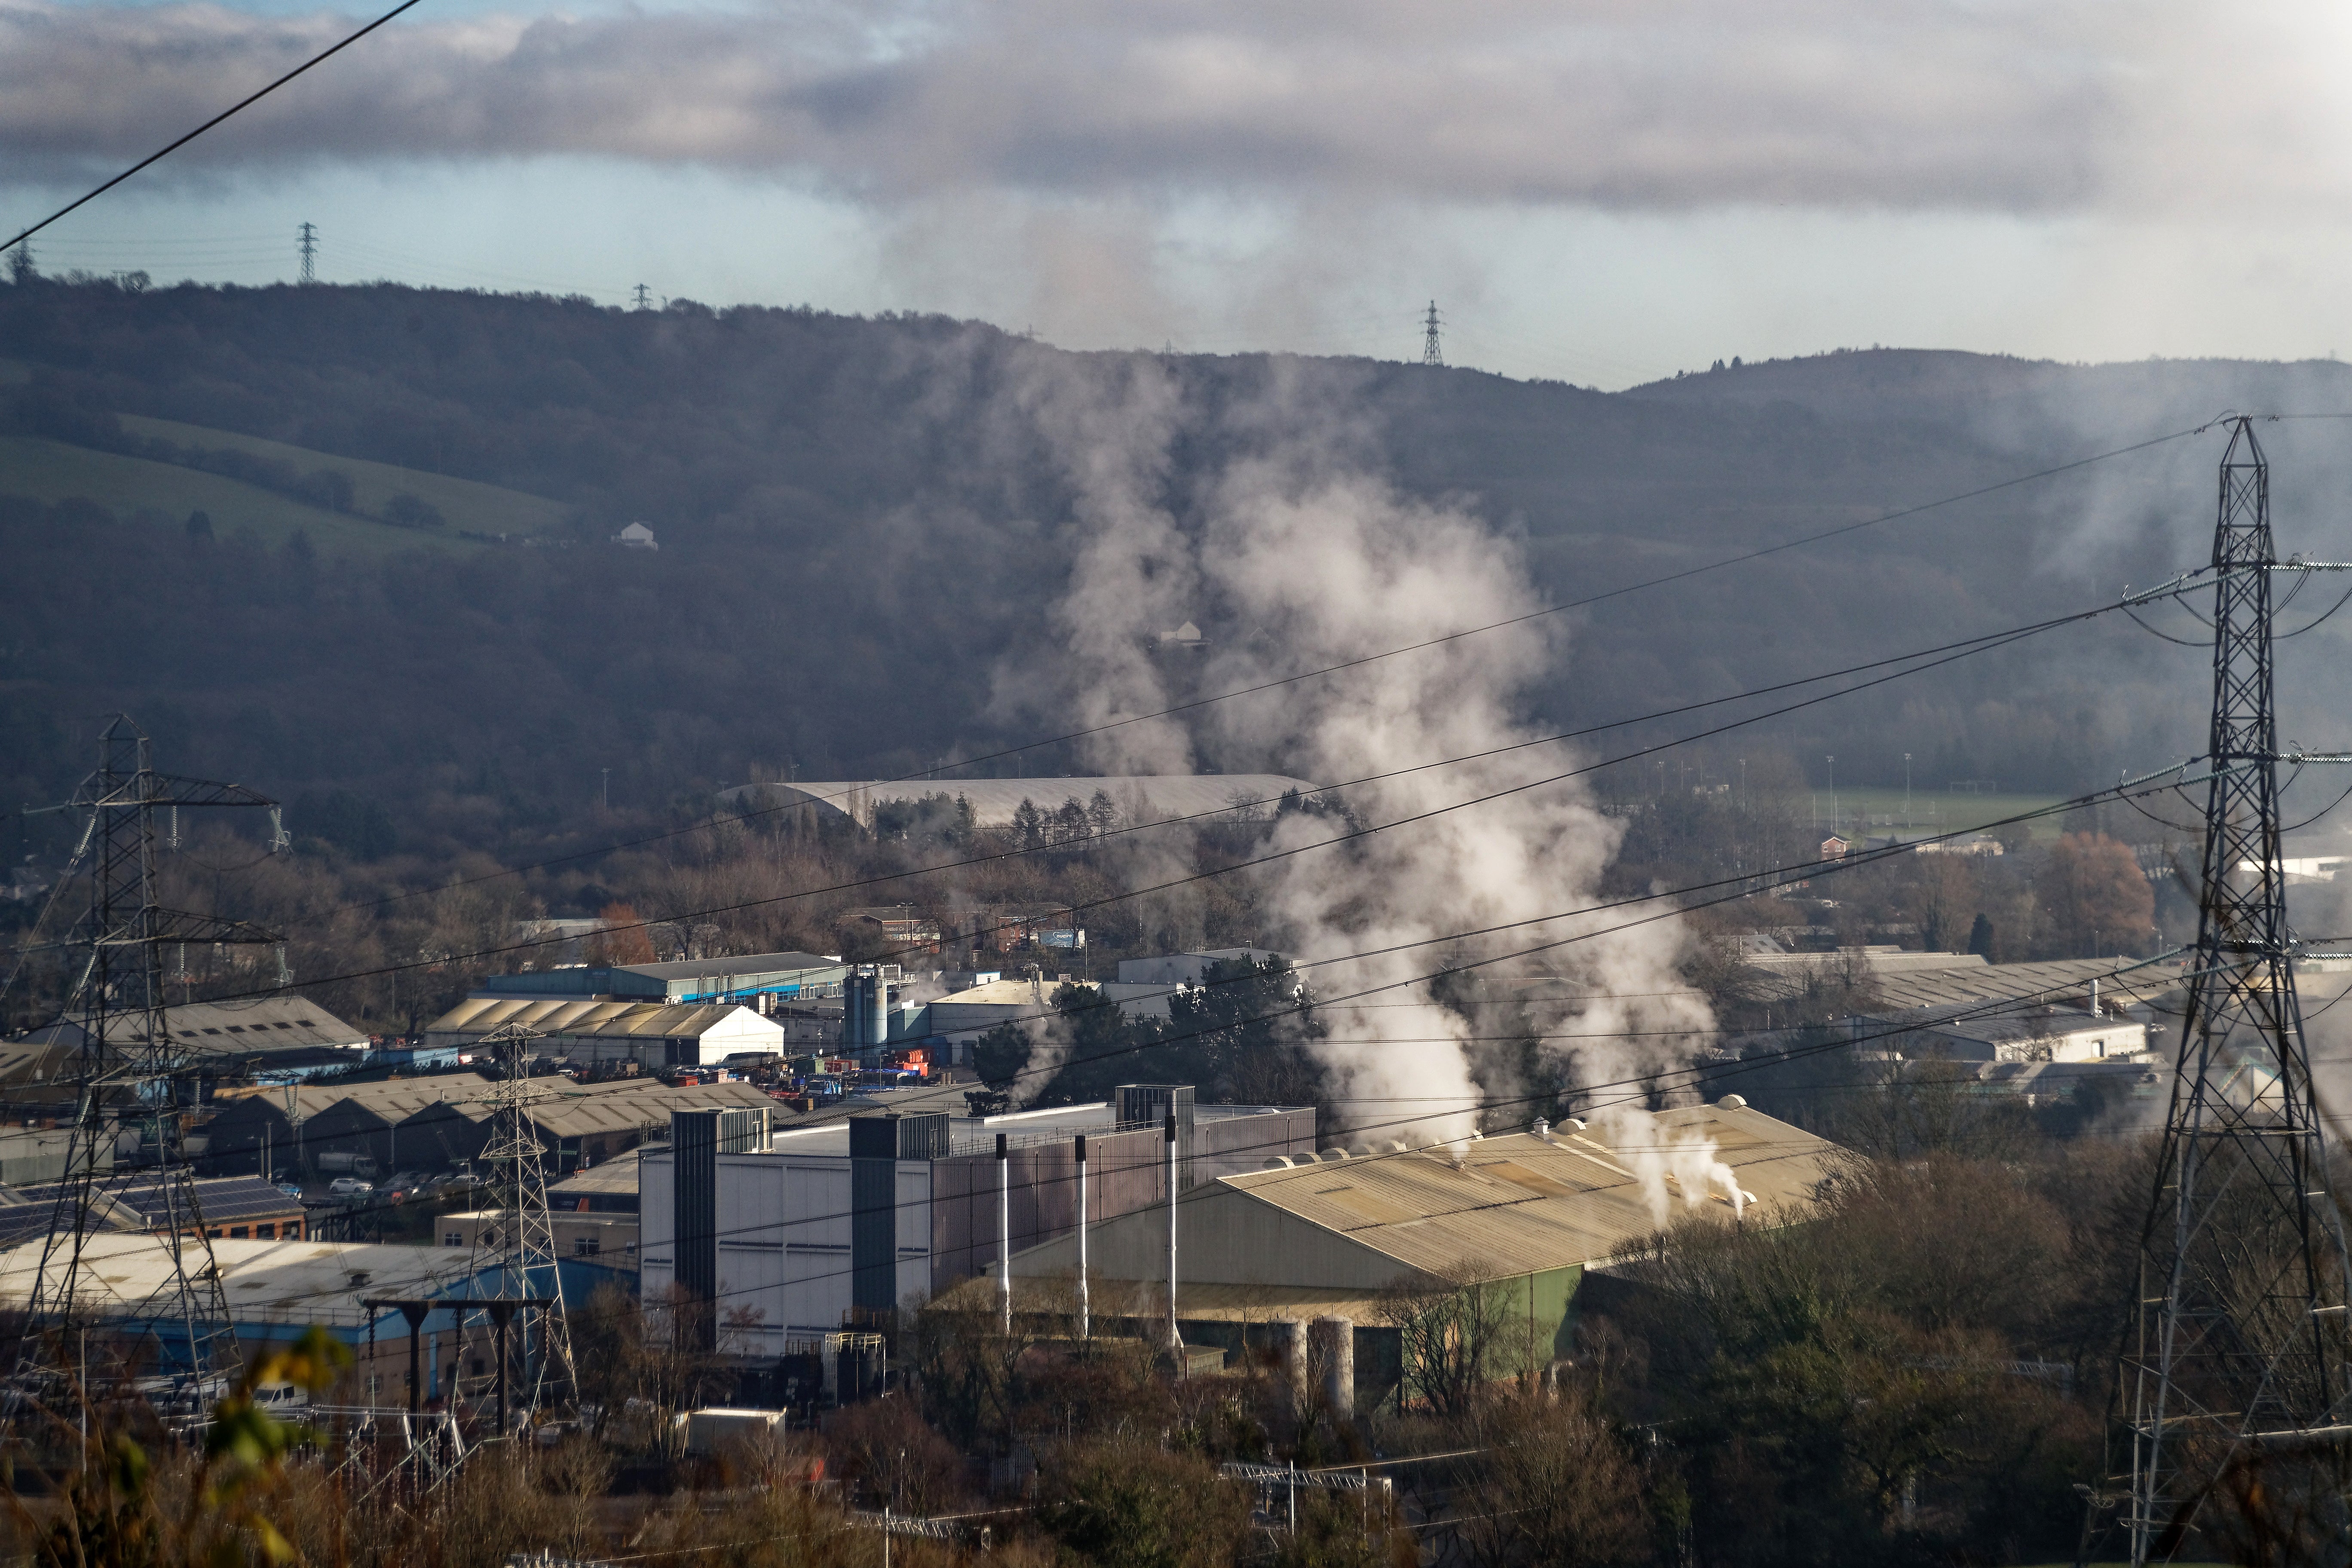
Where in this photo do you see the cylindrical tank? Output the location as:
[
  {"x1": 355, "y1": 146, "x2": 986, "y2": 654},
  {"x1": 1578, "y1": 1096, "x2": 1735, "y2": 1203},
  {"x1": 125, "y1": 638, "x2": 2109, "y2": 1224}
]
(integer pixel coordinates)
[
  {"x1": 1274, "y1": 1318, "x2": 1308, "y2": 1401},
  {"x1": 834, "y1": 1338, "x2": 884, "y2": 1404},
  {"x1": 1311, "y1": 1315, "x2": 1354, "y2": 1418},
  {"x1": 839, "y1": 969, "x2": 889, "y2": 1051}
]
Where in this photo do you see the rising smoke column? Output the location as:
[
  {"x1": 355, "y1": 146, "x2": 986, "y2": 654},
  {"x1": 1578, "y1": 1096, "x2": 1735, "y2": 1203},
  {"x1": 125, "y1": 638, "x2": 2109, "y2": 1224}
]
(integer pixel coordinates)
[{"x1": 993, "y1": 355, "x2": 1715, "y2": 1142}]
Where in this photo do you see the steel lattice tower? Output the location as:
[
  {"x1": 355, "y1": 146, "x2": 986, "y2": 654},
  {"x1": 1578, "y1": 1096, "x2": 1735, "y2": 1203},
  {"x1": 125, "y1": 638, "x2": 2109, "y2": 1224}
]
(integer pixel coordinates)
[
  {"x1": 465, "y1": 1024, "x2": 576, "y2": 1418},
  {"x1": 12, "y1": 717, "x2": 284, "y2": 1403},
  {"x1": 1421, "y1": 301, "x2": 1443, "y2": 367},
  {"x1": 2126, "y1": 419, "x2": 2352, "y2": 1564}
]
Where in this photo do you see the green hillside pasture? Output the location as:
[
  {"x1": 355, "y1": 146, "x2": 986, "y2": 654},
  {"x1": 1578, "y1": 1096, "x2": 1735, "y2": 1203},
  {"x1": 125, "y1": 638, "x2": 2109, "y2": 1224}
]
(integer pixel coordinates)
[
  {"x1": 118, "y1": 413, "x2": 573, "y2": 539},
  {"x1": 1815, "y1": 786, "x2": 2072, "y2": 843},
  {"x1": 0, "y1": 435, "x2": 481, "y2": 557}
]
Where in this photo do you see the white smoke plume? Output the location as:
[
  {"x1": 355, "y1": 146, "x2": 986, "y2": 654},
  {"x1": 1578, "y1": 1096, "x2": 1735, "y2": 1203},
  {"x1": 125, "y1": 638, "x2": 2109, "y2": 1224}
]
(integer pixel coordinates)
[
  {"x1": 1601, "y1": 1106, "x2": 1750, "y2": 1228},
  {"x1": 994, "y1": 356, "x2": 1716, "y2": 1142}
]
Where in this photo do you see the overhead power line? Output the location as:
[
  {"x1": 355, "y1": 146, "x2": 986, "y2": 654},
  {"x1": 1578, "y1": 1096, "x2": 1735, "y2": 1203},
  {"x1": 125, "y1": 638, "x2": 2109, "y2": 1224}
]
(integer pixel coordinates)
[
  {"x1": 193, "y1": 711, "x2": 2209, "y2": 1033},
  {"x1": 175, "y1": 592, "x2": 2119, "y2": 996},
  {"x1": 338, "y1": 429, "x2": 2222, "y2": 916},
  {"x1": 367, "y1": 601, "x2": 2069, "y2": 913},
  {"x1": 6, "y1": 595, "x2": 2078, "y2": 992},
  {"x1": 0, "y1": 0, "x2": 426, "y2": 258}
]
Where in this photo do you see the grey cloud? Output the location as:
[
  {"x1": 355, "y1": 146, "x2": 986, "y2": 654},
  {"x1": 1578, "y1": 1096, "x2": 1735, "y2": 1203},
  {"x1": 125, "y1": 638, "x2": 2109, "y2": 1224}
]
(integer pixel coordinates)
[{"x1": 0, "y1": 0, "x2": 2300, "y2": 211}]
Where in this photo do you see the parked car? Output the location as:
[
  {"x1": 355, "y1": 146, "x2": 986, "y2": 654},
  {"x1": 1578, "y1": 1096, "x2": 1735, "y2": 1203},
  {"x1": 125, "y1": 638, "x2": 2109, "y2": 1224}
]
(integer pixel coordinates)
[
  {"x1": 327, "y1": 1176, "x2": 374, "y2": 1197},
  {"x1": 276, "y1": 1183, "x2": 305, "y2": 1201}
]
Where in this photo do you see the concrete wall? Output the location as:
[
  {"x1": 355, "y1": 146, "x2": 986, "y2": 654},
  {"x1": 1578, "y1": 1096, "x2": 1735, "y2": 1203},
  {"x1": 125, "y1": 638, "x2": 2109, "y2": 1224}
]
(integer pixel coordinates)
[
  {"x1": 1018, "y1": 1183, "x2": 1406, "y2": 1292},
  {"x1": 641, "y1": 1146, "x2": 933, "y2": 1348},
  {"x1": 1481, "y1": 1265, "x2": 1580, "y2": 1380},
  {"x1": 929, "y1": 1124, "x2": 1166, "y2": 1289},
  {"x1": 0, "y1": 1124, "x2": 110, "y2": 1184},
  {"x1": 432, "y1": 1210, "x2": 636, "y2": 1268},
  {"x1": 928, "y1": 1109, "x2": 1314, "y2": 1289}
]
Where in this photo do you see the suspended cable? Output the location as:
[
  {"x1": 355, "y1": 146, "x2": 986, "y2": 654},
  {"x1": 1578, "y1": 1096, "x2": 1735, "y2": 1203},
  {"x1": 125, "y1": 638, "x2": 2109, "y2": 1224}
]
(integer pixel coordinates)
[
  {"x1": 178, "y1": 606, "x2": 2115, "y2": 1002},
  {"x1": 323, "y1": 428, "x2": 2221, "y2": 910},
  {"x1": 320, "y1": 591, "x2": 2123, "y2": 958},
  {"x1": 2123, "y1": 605, "x2": 2209, "y2": 647},
  {"x1": 2275, "y1": 581, "x2": 2352, "y2": 639},
  {"x1": 0, "y1": 0, "x2": 428, "y2": 257}
]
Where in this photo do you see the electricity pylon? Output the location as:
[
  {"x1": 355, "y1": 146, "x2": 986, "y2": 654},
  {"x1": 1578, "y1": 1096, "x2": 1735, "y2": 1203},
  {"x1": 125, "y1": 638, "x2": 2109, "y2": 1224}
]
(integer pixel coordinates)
[
  {"x1": 11, "y1": 717, "x2": 285, "y2": 1402},
  {"x1": 1421, "y1": 301, "x2": 1443, "y2": 367},
  {"x1": 465, "y1": 1024, "x2": 576, "y2": 1420},
  {"x1": 2125, "y1": 419, "x2": 2352, "y2": 1564}
]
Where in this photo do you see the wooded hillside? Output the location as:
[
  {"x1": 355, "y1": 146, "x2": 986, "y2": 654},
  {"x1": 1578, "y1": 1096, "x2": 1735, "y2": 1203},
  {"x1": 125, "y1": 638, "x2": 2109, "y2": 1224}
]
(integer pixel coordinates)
[{"x1": 6, "y1": 274, "x2": 2350, "y2": 867}]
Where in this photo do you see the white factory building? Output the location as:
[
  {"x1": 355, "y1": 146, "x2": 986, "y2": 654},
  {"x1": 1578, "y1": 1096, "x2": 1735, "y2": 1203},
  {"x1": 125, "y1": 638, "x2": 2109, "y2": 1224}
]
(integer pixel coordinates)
[
  {"x1": 423, "y1": 997, "x2": 784, "y2": 1069},
  {"x1": 1865, "y1": 1004, "x2": 2149, "y2": 1064}
]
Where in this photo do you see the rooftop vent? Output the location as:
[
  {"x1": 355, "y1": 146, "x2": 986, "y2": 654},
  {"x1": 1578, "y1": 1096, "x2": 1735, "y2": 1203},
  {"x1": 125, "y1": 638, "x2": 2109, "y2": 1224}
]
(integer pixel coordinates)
[{"x1": 1717, "y1": 1094, "x2": 1748, "y2": 1110}]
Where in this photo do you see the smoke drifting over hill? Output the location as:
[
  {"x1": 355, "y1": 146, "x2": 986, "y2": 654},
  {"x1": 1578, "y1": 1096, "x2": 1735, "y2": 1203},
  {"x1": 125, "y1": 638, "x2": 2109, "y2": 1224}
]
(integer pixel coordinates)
[
  {"x1": 1004, "y1": 352, "x2": 1709, "y2": 1139},
  {"x1": 6, "y1": 280, "x2": 2352, "y2": 880}
]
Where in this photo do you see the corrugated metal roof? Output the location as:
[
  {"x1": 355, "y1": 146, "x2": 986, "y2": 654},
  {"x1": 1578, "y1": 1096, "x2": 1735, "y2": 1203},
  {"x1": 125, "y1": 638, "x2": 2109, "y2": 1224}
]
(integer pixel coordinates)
[
  {"x1": 1008, "y1": 1105, "x2": 1847, "y2": 1294},
  {"x1": 389, "y1": 1078, "x2": 774, "y2": 1139},
  {"x1": 548, "y1": 1147, "x2": 642, "y2": 1197},
  {"x1": 1743, "y1": 953, "x2": 2177, "y2": 1011},
  {"x1": 525, "y1": 1081, "x2": 774, "y2": 1138},
  {"x1": 423, "y1": 998, "x2": 770, "y2": 1040},
  {"x1": 1217, "y1": 1108, "x2": 1841, "y2": 1278},
  {"x1": 7, "y1": 997, "x2": 368, "y2": 1067},
  {"x1": 0, "y1": 1232, "x2": 484, "y2": 1329},
  {"x1": 211, "y1": 1072, "x2": 777, "y2": 1144},
  {"x1": 211, "y1": 1075, "x2": 489, "y2": 1123},
  {"x1": 0, "y1": 1173, "x2": 300, "y2": 1249},
  {"x1": 933, "y1": 1273, "x2": 1390, "y2": 1324},
  {"x1": 160, "y1": 998, "x2": 370, "y2": 1054}
]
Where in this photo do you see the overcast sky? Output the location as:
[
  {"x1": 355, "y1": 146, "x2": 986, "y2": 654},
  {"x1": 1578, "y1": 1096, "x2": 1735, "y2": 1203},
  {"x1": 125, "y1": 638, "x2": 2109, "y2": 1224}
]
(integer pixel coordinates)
[{"x1": 6, "y1": 0, "x2": 2352, "y2": 387}]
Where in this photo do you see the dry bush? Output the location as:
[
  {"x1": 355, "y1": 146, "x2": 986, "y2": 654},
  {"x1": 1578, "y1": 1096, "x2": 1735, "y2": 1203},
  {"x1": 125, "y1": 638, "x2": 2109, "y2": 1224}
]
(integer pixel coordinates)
[
  {"x1": 824, "y1": 1393, "x2": 969, "y2": 1516},
  {"x1": 427, "y1": 1443, "x2": 585, "y2": 1568},
  {"x1": 1371, "y1": 1259, "x2": 1522, "y2": 1427},
  {"x1": 1448, "y1": 1390, "x2": 1651, "y2": 1568},
  {"x1": 622, "y1": 1479, "x2": 866, "y2": 1568}
]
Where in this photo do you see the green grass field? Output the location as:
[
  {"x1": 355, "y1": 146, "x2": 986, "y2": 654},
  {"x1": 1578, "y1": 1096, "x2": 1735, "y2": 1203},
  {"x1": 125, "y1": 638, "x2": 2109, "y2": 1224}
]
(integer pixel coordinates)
[
  {"x1": 118, "y1": 413, "x2": 573, "y2": 539},
  {"x1": 1812, "y1": 785, "x2": 2073, "y2": 842},
  {"x1": 0, "y1": 435, "x2": 484, "y2": 557}
]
